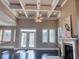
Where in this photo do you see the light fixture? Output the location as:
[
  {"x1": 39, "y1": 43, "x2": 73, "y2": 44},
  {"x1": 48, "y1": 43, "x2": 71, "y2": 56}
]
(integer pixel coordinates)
[
  {"x1": 19, "y1": 11, "x2": 23, "y2": 14},
  {"x1": 53, "y1": 12, "x2": 57, "y2": 15},
  {"x1": 35, "y1": 19, "x2": 42, "y2": 23},
  {"x1": 35, "y1": 14, "x2": 42, "y2": 23}
]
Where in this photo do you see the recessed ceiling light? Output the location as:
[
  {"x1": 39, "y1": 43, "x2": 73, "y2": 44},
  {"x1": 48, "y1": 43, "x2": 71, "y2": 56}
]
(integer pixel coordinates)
[
  {"x1": 53, "y1": 12, "x2": 57, "y2": 15},
  {"x1": 40, "y1": 14, "x2": 42, "y2": 17}
]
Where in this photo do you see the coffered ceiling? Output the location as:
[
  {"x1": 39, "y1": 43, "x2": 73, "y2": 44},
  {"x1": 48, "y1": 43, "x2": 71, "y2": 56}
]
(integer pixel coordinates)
[{"x1": 1, "y1": 0, "x2": 68, "y2": 21}]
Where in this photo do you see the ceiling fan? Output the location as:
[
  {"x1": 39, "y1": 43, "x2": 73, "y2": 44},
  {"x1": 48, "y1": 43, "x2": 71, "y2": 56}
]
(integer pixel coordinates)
[{"x1": 35, "y1": 14, "x2": 43, "y2": 23}]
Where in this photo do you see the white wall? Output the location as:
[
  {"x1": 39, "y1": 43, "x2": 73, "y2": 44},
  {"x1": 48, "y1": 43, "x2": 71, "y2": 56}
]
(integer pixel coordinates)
[{"x1": 0, "y1": 11, "x2": 16, "y2": 26}]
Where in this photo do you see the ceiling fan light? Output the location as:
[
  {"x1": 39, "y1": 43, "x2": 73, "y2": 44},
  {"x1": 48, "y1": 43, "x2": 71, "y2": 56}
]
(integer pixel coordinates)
[
  {"x1": 19, "y1": 11, "x2": 22, "y2": 14},
  {"x1": 39, "y1": 19, "x2": 42, "y2": 22},
  {"x1": 35, "y1": 19, "x2": 42, "y2": 23},
  {"x1": 53, "y1": 12, "x2": 57, "y2": 15},
  {"x1": 35, "y1": 20, "x2": 39, "y2": 23}
]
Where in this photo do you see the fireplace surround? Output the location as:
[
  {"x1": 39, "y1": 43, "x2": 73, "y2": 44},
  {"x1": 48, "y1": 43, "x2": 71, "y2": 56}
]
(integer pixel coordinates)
[{"x1": 59, "y1": 38, "x2": 78, "y2": 59}]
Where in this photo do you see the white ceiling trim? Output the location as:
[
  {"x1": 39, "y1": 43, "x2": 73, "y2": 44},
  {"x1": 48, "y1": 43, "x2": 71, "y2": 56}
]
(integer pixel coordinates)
[
  {"x1": 3, "y1": 0, "x2": 10, "y2": 5},
  {"x1": 19, "y1": 0, "x2": 28, "y2": 17},
  {"x1": 17, "y1": 16, "x2": 58, "y2": 20},
  {"x1": 61, "y1": 0, "x2": 68, "y2": 7},
  {"x1": 47, "y1": 0, "x2": 60, "y2": 18},
  {"x1": 1, "y1": 0, "x2": 17, "y2": 17},
  {"x1": 12, "y1": 9, "x2": 61, "y2": 12},
  {"x1": 0, "y1": 11, "x2": 16, "y2": 26}
]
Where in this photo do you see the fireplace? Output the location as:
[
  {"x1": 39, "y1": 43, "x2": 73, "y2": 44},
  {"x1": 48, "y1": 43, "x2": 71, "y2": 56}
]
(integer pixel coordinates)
[
  {"x1": 64, "y1": 44, "x2": 73, "y2": 59},
  {"x1": 59, "y1": 38, "x2": 78, "y2": 59}
]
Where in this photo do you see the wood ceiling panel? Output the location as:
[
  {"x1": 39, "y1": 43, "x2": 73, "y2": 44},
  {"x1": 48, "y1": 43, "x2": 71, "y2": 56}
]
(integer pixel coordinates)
[
  {"x1": 4, "y1": 0, "x2": 62, "y2": 20},
  {"x1": 25, "y1": 6, "x2": 37, "y2": 9},
  {"x1": 41, "y1": 0, "x2": 53, "y2": 4},
  {"x1": 10, "y1": 3, "x2": 22, "y2": 9},
  {"x1": 8, "y1": 0, "x2": 19, "y2": 3},
  {"x1": 40, "y1": 6, "x2": 51, "y2": 10},
  {"x1": 25, "y1": 4, "x2": 51, "y2": 7},
  {"x1": 25, "y1": 0, "x2": 37, "y2": 4}
]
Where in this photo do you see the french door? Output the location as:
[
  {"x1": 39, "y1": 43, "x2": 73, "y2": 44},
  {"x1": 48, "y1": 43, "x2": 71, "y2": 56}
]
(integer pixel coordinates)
[{"x1": 20, "y1": 29, "x2": 36, "y2": 48}]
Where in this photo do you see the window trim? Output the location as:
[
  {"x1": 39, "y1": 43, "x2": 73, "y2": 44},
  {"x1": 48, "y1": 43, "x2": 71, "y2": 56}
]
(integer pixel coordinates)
[
  {"x1": 2, "y1": 30, "x2": 12, "y2": 42},
  {"x1": 42, "y1": 29, "x2": 56, "y2": 43},
  {"x1": 0, "y1": 29, "x2": 13, "y2": 43}
]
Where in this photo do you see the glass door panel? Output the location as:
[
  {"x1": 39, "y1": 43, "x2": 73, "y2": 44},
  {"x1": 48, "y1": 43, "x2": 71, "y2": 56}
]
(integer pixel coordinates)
[
  {"x1": 29, "y1": 33, "x2": 35, "y2": 47},
  {"x1": 21, "y1": 33, "x2": 27, "y2": 47}
]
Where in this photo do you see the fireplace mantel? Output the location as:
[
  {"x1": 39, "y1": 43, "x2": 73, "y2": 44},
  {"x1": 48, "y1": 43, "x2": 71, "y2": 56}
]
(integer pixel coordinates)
[
  {"x1": 59, "y1": 38, "x2": 78, "y2": 41},
  {"x1": 58, "y1": 38, "x2": 78, "y2": 59}
]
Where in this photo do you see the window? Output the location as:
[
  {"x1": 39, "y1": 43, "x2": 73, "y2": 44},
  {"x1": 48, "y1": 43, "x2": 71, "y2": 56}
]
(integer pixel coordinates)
[
  {"x1": 42, "y1": 29, "x2": 48, "y2": 43},
  {"x1": 21, "y1": 33, "x2": 27, "y2": 47},
  {"x1": 49, "y1": 29, "x2": 56, "y2": 43},
  {"x1": 27, "y1": 50, "x2": 35, "y2": 59},
  {"x1": 20, "y1": 51, "x2": 26, "y2": 59},
  {"x1": 0, "y1": 29, "x2": 15, "y2": 43},
  {"x1": 15, "y1": 50, "x2": 35, "y2": 59},
  {"x1": 42, "y1": 29, "x2": 56, "y2": 43},
  {"x1": 3, "y1": 30, "x2": 11, "y2": 42},
  {"x1": 1, "y1": 51, "x2": 10, "y2": 59},
  {"x1": 42, "y1": 54, "x2": 48, "y2": 59},
  {"x1": 15, "y1": 50, "x2": 26, "y2": 59}
]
